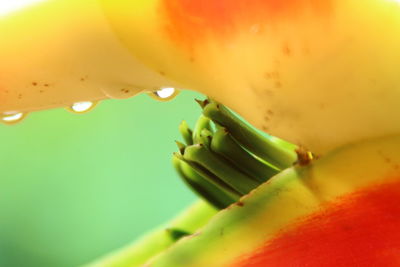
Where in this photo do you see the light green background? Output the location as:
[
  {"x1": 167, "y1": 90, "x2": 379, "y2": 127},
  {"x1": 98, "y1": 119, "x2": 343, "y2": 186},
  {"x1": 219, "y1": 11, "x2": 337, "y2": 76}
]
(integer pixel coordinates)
[{"x1": 0, "y1": 91, "x2": 204, "y2": 267}]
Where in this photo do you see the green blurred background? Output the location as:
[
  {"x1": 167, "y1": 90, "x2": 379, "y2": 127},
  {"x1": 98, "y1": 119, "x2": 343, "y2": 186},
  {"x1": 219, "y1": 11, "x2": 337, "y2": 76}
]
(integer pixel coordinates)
[{"x1": 0, "y1": 91, "x2": 204, "y2": 267}]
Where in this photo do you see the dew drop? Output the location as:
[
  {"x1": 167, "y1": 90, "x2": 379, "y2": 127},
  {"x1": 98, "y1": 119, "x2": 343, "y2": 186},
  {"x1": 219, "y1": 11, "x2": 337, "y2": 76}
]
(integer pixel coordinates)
[
  {"x1": 1, "y1": 112, "x2": 27, "y2": 125},
  {"x1": 67, "y1": 101, "x2": 97, "y2": 114},
  {"x1": 148, "y1": 87, "x2": 179, "y2": 102}
]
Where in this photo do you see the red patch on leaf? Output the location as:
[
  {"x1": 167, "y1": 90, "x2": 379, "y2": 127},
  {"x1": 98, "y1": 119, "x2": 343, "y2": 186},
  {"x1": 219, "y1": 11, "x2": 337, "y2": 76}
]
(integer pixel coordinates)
[
  {"x1": 160, "y1": 0, "x2": 332, "y2": 49},
  {"x1": 233, "y1": 179, "x2": 400, "y2": 267}
]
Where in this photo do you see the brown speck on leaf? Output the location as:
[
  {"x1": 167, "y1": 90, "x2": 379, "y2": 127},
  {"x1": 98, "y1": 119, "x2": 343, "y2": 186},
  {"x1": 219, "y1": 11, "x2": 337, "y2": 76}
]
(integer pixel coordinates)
[
  {"x1": 32, "y1": 82, "x2": 38, "y2": 86},
  {"x1": 189, "y1": 56, "x2": 195, "y2": 63},
  {"x1": 18, "y1": 93, "x2": 22, "y2": 99},
  {"x1": 384, "y1": 156, "x2": 392, "y2": 164},
  {"x1": 159, "y1": 71, "x2": 166, "y2": 76},
  {"x1": 272, "y1": 71, "x2": 280, "y2": 79},
  {"x1": 262, "y1": 125, "x2": 270, "y2": 131},
  {"x1": 236, "y1": 201, "x2": 244, "y2": 207},
  {"x1": 275, "y1": 82, "x2": 282, "y2": 88},
  {"x1": 264, "y1": 89, "x2": 274, "y2": 97},
  {"x1": 44, "y1": 84, "x2": 49, "y2": 87},
  {"x1": 39, "y1": 90, "x2": 44, "y2": 93},
  {"x1": 341, "y1": 225, "x2": 352, "y2": 232},
  {"x1": 265, "y1": 71, "x2": 280, "y2": 80},
  {"x1": 265, "y1": 72, "x2": 272, "y2": 79},
  {"x1": 267, "y1": 109, "x2": 274, "y2": 115},
  {"x1": 282, "y1": 43, "x2": 292, "y2": 56},
  {"x1": 378, "y1": 150, "x2": 393, "y2": 164}
]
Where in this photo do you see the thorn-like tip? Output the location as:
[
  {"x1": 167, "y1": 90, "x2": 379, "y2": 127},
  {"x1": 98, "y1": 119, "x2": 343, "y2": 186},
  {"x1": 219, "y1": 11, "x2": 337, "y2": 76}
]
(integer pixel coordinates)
[
  {"x1": 195, "y1": 99, "x2": 209, "y2": 109},
  {"x1": 175, "y1": 140, "x2": 186, "y2": 154}
]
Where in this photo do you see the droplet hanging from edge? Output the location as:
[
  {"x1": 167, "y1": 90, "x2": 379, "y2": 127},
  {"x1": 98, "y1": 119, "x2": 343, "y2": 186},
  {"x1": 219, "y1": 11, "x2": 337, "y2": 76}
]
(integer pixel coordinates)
[
  {"x1": 1, "y1": 112, "x2": 27, "y2": 125},
  {"x1": 66, "y1": 101, "x2": 98, "y2": 114},
  {"x1": 148, "y1": 87, "x2": 180, "y2": 102}
]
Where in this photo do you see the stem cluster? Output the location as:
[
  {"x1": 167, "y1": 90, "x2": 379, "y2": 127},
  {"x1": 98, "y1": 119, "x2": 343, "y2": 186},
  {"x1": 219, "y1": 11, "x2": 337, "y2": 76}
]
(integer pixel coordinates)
[{"x1": 173, "y1": 99, "x2": 298, "y2": 209}]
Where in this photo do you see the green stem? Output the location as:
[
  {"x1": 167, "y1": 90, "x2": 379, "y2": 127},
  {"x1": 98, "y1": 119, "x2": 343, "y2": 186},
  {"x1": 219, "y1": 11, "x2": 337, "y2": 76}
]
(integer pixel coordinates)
[
  {"x1": 211, "y1": 128, "x2": 279, "y2": 183},
  {"x1": 199, "y1": 128, "x2": 213, "y2": 147},
  {"x1": 184, "y1": 144, "x2": 260, "y2": 195},
  {"x1": 173, "y1": 155, "x2": 238, "y2": 209},
  {"x1": 202, "y1": 101, "x2": 298, "y2": 170},
  {"x1": 192, "y1": 115, "x2": 212, "y2": 144},
  {"x1": 178, "y1": 120, "x2": 193, "y2": 145},
  {"x1": 174, "y1": 152, "x2": 241, "y2": 198}
]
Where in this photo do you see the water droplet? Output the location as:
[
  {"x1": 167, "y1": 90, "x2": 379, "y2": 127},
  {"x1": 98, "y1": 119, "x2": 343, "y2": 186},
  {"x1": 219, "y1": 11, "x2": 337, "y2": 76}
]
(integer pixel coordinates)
[
  {"x1": 148, "y1": 87, "x2": 179, "y2": 102},
  {"x1": 67, "y1": 101, "x2": 97, "y2": 114},
  {"x1": 1, "y1": 112, "x2": 27, "y2": 125}
]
